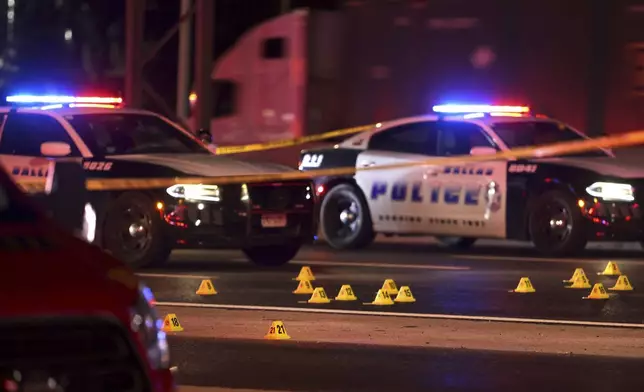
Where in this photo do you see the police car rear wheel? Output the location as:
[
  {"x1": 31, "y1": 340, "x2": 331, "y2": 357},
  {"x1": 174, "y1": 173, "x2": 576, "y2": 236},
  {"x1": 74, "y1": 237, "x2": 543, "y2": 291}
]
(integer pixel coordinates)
[
  {"x1": 243, "y1": 242, "x2": 301, "y2": 266},
  {"x1": 102, "y1": 192, "x2": 172, "y2": 268},
  {"x1": 320, "y1": 184, "x2": 375, "y2": 249},
  {"x1": 528, "y1": 190, "x2": 587, "y2": 255},
  {"x1": 436, "y1": 236, "x2": 477, "y2": 249}
]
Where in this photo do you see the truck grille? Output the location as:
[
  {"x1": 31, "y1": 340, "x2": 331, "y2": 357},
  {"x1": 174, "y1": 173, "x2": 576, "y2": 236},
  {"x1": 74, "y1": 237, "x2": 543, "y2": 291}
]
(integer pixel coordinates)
[
  {"x1": 248, "y1": 182, "x2": 312, "y2": 211},
  {"x1": 0, "y1": 317, "x2": 149, "y2": 392}
]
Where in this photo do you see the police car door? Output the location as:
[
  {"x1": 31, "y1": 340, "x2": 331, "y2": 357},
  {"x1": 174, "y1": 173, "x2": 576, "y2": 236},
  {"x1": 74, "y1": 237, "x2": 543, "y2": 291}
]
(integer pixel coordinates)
[
  {"x1": 355, "y1": 121, "x2": 439, "y2": 233},
  {"x1": 433, "y1": 121, "x2": 507, "y2": 238},
  {"x1": 0, "y1": 113, "x2": 82, "y2": 190}
]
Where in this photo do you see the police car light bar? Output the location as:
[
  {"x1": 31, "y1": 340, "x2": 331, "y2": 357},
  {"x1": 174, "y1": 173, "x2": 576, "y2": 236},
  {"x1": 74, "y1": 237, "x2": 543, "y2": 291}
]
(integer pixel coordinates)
[
  {"x1": 6, "y1": 95, "x2": 123, "y2": 104},
  {"x1": 432, "y1": 104, "x2": 530, "y2": 114}
]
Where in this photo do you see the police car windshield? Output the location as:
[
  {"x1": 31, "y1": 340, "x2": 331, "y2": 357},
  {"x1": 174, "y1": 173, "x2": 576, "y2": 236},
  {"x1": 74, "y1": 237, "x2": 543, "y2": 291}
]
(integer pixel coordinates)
[
  {"x1": 67, "y1": 113, "x2": 210, "y2": 156},
  {"x1": 491, "y1": 121, "x2": 610, "y2": 157}
]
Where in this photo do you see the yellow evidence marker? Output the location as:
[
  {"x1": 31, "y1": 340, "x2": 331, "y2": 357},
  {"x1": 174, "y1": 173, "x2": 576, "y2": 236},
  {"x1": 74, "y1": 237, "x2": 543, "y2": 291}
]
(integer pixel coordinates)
[
  {"x1": 363, "y1": 289, "x2": 394, "y2": 305},
  {"x1": 381, "y1": 279, "x2": 398, "y2": 296},
  {"x1": 598, "y1": 261, "x2": 621, "y2": 276},
  {"x1": 265, "y1": 321, "x2": 290, "y2": 340},
  {"x1": 509, "y1": 277, "x2": 535, "y2": 293},
  {"x1": 162, "y1": 314, "x2": 183, "y2": 332},
  {"x1": 293, "y1": 279, "x2": 315, "y2": 294},
  {"x1": 294, "y1": 266, "x2": 315, "y2": 281},
  {"x1": 608, "y1": 275, "x2": 634, "y2": 292},
  {"x1": 196, "y1": 279, "x2": 217, "y2": 295},
  {"x1": 583, "y1": 283, "x2": 610, "y2": 300},
  {"x1": 394, "y1": 286, "x2": 416, "y2": 303},
  {"x1": 335, "y1": 285, "x2": 358, "y2": 301}
]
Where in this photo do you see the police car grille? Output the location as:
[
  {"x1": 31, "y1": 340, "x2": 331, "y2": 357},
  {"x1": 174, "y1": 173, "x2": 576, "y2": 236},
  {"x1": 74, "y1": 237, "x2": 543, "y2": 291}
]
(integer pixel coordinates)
[
  {"x1": 249, "y1": 184, "x2": 304, "y2": 210},
  {"x1": 0, "y1": 235, "x2": 56, "y2": 252},
  {"x1": 0, "y1": 317, "x2": 149, "y2": 392}
]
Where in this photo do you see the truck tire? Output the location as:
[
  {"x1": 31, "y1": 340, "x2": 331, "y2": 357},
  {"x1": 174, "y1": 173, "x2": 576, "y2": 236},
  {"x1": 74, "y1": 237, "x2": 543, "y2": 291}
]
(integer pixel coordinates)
[
  {"x1": 243, "y1": 241, "x2": 301, "y2": 266},
  {"x1": 436, "y1": 236, "x2": 477, "y2": 249},
  {"x1": 528, "y1": 190, "x2": 587, "y2": 256},
  {"x1": 101, "y1": 192, "x2": 172, "y2": 268},
  {"x1": 320, "y1": 183, "x2": 375, "y2": 250}
]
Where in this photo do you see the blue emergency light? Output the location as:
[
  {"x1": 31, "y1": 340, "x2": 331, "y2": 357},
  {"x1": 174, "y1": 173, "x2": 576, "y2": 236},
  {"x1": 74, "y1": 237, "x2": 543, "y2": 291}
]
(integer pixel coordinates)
[{"x1": 432, "y1": 104, "x2": 530, "y2": 114}]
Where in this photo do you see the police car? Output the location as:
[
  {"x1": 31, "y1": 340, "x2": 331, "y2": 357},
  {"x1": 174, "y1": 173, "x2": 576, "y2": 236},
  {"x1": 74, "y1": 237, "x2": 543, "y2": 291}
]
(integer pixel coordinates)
[
  {"x1": 298, "y1": 104, "x2": 644, "y2": 256},
  {"x1": 0, "y1": 95, "x2": 315, "y2": 268}
]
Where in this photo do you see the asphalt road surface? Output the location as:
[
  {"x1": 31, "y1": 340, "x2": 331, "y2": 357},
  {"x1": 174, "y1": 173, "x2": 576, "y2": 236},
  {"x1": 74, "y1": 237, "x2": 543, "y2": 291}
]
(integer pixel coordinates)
[
  {"x1": 138, "y1": 238, "x2": 644, "y2": 391},
  {"x1": 171, "y1": 337, "x2": 644, "y2": 392},
  {"x1": 142, "y1": 239, "x2": 644, "y2": 324}
]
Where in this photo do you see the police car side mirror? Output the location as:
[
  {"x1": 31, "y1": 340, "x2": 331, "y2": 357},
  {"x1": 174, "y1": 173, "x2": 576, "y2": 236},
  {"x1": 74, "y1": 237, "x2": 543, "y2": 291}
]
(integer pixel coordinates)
[
  {"x1": 197, "y1": 128, "x2": 212, "y2": 144},
  {"x1": 470, "y1": 146, "x2": 497, "y2": 156},
  {"x1": 41, "y1": 142, "x2": 72, "y2": 157}
]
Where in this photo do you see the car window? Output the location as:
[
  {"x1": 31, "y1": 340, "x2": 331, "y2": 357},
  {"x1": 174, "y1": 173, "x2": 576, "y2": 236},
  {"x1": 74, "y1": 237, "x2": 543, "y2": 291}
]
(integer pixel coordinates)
[
  {"x1": 368, "y1": 121, "x2": 439, "y2": 155},
  {"x1": 66, "y1": 113, "x2": 211, "y2": 155},
  {"x1": 436, "y1": 121, "x2": 497, "y2": 156},
  {"x1": 491, "y1": 120, "x2": 610, "y2": 157},
  {"x1": 0, "y1": 113, "x2": 80, "y2": 156}
]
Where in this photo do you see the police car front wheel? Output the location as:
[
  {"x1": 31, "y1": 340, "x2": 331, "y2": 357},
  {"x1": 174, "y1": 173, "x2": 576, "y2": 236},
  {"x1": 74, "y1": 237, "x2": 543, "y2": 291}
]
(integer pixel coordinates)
[
  {"x1": 320, "y1": 184, "x2": 375, "y2": 249},
  {"x1": 102, "y1": 192, "x2": 172, "y2": 268},
  {"x1": 528, "y1": 190, "x2": 587, "y2": 256}
]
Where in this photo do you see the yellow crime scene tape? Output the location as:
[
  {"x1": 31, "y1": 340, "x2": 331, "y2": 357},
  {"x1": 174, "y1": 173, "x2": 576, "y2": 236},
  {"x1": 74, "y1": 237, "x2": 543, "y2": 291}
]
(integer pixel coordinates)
[
  {"x1": 13, "y1": 127, "x2": 644, "y2": 192},
  {"x1": 214, "y1": 123, "x2": 378, "y2": 155}
]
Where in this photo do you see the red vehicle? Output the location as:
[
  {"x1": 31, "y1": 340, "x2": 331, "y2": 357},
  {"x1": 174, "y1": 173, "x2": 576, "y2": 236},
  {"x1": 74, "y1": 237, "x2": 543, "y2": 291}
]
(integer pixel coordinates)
[{"x1": 0, "y1": 162, "x2": 175, "y2": 391}]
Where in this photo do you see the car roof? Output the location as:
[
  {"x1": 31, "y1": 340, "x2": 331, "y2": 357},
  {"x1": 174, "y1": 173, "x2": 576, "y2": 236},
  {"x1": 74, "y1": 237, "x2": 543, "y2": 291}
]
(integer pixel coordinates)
[{"x1": 339, "y1": 114, "x2": 560, "y2": 147}]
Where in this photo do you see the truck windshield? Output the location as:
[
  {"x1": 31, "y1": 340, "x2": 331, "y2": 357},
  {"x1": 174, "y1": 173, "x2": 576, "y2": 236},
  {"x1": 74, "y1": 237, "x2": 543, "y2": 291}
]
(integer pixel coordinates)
[
  {"x1": 67, "y1": 113, "x2": 211, "y2": 156},
  {"x1": 491, "y1": 121, "x2": 611, "y2": 157}
]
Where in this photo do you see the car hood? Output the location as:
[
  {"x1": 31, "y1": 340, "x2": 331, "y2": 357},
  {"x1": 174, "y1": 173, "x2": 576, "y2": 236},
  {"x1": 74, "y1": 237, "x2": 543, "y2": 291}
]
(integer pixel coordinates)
[
  {"x1": 534, "y1": 157, "x2": 644, "y2": 179},
  {"x1": 0, "y1": 223, "x2": 138, "y2": 317},
  {"x1": 109, "y1": 153, "x2": 295, "y2": 176}
]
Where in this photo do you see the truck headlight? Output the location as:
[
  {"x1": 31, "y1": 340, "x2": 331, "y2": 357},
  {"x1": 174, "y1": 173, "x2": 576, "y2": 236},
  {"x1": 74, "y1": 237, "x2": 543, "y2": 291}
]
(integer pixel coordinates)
[
  {"x1": 166, "y1": 184, "x2": 220, "y2": 202},
  {"x1": 241, "y1": 183, "x2": 249, "y2": 202},
  {"x1": 585, "y1": 182, "x2": 634, "y2": 202},
  {"x1": 131, "y1": 283, "x2": 170, "y2": 370}
]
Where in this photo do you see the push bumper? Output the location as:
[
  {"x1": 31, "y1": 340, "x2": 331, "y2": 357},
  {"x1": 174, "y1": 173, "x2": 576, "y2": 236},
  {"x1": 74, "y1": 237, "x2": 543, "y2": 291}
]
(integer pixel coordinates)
[
  {"x1": 581, "y1": 198, "x2": 644, "y2": 241},
  {"x1": 160, "y1": 181, "x2": 316, "y2": 248}
]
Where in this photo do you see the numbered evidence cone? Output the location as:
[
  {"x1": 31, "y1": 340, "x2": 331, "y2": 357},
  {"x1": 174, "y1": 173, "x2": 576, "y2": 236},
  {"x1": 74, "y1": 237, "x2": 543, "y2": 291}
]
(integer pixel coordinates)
[
  {"x1": 381, "y1": 279, "x2": 399, "y2": 296},
  {"x1": 598, "y1": 261, "x2": 622, "y2": 276},
  {"x1": 293, "y1": 279, "x2": 314, "y2": 294},
  {"x1": 563, "y1": 268, "x2": 587, "y2": 284},
  {"x1": 608, "y1": 275, "x2": 634, "y2": 292},
  {"x1": 583, "y1": 283, "x2": 610, "y2": 300},
  {"x1": 565, "y1": 273, "x2": 591, "y2": 289},
  {"x1": 264, "y1": 320, "x2": 291, "y2": 340},
  {"x1": 307, "y1": 287, "x2": 331, "y2": 304},
  {"x1": 509, "y1": 277, "x2": 535, "y2": 293},
  {"x1": 394, "y1": 286, "x2": 416, "y2": 303},
  {"x1": 363, "y1": 289, "x2": 395, "y2": 305},
  {"x1": 196, "y1": 279, "x2": 217, "y2": 295},
  {"x1": 294, "y1": 266, "x2": 315, "y2": 281},
  {"x1": 335, "y1": 284, "x2": 358, "y2": 301},
  {"x1": 162, "y1": 314, "x2": 184, "y2": 332}
]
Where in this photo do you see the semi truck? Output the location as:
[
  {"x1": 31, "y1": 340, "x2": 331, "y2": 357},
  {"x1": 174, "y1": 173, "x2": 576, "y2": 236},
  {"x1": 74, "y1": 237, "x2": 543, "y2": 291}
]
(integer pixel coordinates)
[{"x1": 189, "y1": 0, "x2": 641, "y2": 164}]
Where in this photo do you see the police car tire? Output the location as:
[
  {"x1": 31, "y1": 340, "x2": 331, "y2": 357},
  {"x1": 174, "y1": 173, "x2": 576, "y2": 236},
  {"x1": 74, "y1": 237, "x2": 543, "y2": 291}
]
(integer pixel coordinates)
[
  {"x1": 436, "y1": 236, "x2": 477, "y2": 249},
  {"x1": 102, "y1": 192, "x2": 172, "y2": 268},
  {"x1": 320, "y1": 183, "x2": 375, "y2": 250},
  {"x1": 243, "y1": 242, "x2": 301, "y2": 266},
  {"x1": 528, "y1": 190, "x2": 587, "y2": 256}
]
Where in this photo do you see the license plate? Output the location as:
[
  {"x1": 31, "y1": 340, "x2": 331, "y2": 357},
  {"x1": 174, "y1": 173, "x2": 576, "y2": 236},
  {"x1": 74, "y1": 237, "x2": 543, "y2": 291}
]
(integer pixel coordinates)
[{"x1": 261, "y1": 214, "x2": 287, "y2": 228}]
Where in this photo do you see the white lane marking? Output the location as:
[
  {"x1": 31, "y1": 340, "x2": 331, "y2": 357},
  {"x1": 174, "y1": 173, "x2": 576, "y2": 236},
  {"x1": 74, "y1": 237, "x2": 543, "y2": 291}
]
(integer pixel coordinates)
[
  {"x1": 155, "y1": 301, "x2": 644, "y2": 329},
  {"x1": 453, "y1": 254, "x2": 644, "y2": 265},
  {"x1": 136, "y1": 273, "x2": 216, "y2": 279},
  {"x1": 230, "y1": 258, "x2": 470, "y2": 271}
]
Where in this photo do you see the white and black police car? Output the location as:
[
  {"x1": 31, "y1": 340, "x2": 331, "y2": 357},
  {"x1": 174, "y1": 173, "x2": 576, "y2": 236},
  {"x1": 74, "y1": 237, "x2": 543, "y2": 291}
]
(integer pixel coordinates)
[
  {"x1": 0, "y1": 94, "x2": 315, "y2": 268},
  {"x1": 298, "y1": 104, "x2": 644, "y2": 256}
]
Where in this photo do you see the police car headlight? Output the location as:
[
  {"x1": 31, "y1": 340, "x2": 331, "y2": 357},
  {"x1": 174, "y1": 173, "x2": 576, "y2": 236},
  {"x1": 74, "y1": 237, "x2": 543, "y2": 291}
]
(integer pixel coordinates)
[
  {"x1": 585, "y1": 182, "x2": 634, "y2": 202},
  {"x1": 166, "y1": 184, "x2": 220, "y2": 202},
  {"x1": 131, "y1": 283, "x2": 170, "y2": 370},
  {"x1": 82, "y1": 203, "x2": 96, "y2": 243}
]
